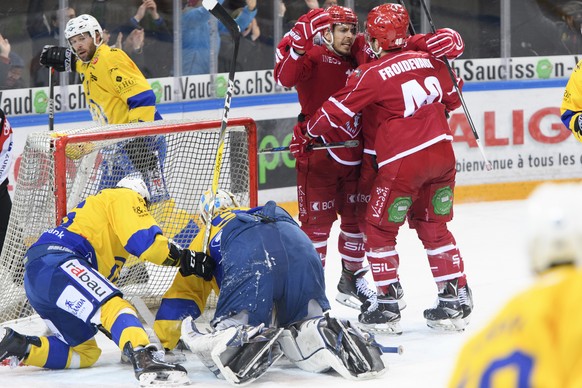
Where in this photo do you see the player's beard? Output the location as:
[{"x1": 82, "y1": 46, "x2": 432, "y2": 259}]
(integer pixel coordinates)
[{"x1": 333, "y1": 38, "x2": 353, "y2": 56}]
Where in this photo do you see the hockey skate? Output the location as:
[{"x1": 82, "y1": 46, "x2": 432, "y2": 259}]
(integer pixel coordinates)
[
  {"x1": 0, "y1": 327, "x2": 41, "y2": 367},
  {"x1": 181, "y1": 316, "x2": 283, "y2": 386},
  {"x1": 335, "y1": 266, "x2": 378, "y2": 310},
  {"x1": 423, "y1": 279, "x2": 473, "y2": 332},
  {"x1": 122, "y1": 342, "x2": 189, "y2": 387},
  {"x1": 358, "y1": 291, "x2": 402, "y2": 335}
]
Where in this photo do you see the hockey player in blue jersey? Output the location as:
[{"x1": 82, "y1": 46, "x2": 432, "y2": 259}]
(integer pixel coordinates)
[
  {"x1": 154, "y1": 190, "x2": 390, "y2": 385},
  {"x1": 0, "y1": 173, "x2": 214, "y2": 386}
]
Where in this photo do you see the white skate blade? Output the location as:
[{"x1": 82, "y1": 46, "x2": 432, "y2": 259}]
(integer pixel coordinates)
[
  {"x1": 335, "y1": 292, "x2": 362, "y2": 310},
  {"x1": 138, "y1": 370, "x2": 190, "y2": 386},
  {"x1": 426, "y1": 317, "x2": 469, "y2": 332},
  {"x1": 336, "y1": 292, "x2": 407, "y2": 311},
  {"x1": 356, "y1": 321, "x2": 403, "y2": 335}
]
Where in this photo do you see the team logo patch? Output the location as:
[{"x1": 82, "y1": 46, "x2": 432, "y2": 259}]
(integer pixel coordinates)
[
  {"x1": 60, "y1": 259, "x2": 113, "y2": 302},
  {"x1": 387, "y1": 196, "x2": 412, "y2": 223},
  {"x1": 56, "y1": 285, "x2": 94, "y2": 321},
  {"x1": 432, "y1": 186, "x2": 453, "y2": 215},
  {"x1": 210, "y1": 230, "x2": 222, "y2": 248}
]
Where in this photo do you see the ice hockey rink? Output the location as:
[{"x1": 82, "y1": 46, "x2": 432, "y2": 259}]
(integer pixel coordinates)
[{"x1": 0, "y1": 198, "x2": 534, "y2": 388}]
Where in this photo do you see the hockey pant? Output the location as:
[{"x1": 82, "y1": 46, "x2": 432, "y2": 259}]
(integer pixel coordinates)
[{"x1": 24, "y1": 296, "x2": 150, "y2": 369}]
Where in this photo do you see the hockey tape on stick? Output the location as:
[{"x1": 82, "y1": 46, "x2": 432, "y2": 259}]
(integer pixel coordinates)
[
  {"x1": 417, "y1": 0, "x2": 491, "y2": 170},
  {"x1": 201, "y1": 0, "x2": 241, "y2": 251},
  {"x1": 48, "y1": 67, "x2": 54, "y2": 131},
  {"x1": 258, "y1": 140, "x2": 360, "y2": 154}
]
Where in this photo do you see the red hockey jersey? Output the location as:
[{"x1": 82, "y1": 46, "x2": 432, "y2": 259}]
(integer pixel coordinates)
[
  {"x1": 275, "y1": 44, "x2": 362, "y2": 165},
  {"x1": 306, "y1": 49, "x2": 462, "y2": 168}
]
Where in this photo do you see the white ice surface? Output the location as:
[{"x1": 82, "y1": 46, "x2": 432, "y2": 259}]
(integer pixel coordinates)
[{"x1": 0, "y1": 200, "x2": 533, "y2": 388}]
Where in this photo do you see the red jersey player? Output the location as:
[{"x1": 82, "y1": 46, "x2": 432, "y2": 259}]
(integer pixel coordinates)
[
  {"x1": 275, "y1": 6, "x2": 376, "y2": 312},
  {"x1": 300, "y1": 3, "x2": 473, "y2": 334}
]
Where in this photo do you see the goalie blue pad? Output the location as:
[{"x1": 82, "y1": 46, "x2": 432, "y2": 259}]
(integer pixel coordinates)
[
  {"x1": 277, "y1": 315, "x2": 386, "y2": 380},
  {"x1": 180, "y1": 317, "x2": 283, "y2": 386}
]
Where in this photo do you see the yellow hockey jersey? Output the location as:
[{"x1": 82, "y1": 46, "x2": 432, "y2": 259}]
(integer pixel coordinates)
[
  {"x1": 561, "y1": 60, "x2": 582, "y2": 142},
  {"x1": 32, "y1": 188, "x2": 171, "y2": 283},
  {"x1": 449, "y1": 267, "x2": 582, "y2": 388},
  {"x1": 75, "y1": 44, "x2": 161, "y2": 125}
]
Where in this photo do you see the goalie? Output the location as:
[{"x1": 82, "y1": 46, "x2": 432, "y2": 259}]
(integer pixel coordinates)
[
  {"x1": 0, "y1": 173, "x2": 214, "y2": 386},
  {"x1": 154, "y1": 191, "x2": 392, "y2": 385}
]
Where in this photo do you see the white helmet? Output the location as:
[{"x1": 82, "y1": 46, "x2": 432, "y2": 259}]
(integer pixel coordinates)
[
  {"x1": 65, "y1": 14, "x2": 103, "y2": 47},
  {"x1": 199, "y1": 189, "x2": 239, "y2": 223},
  {"x1": 116, "y1": 172, "x2": 151, "y2": 203},
  {"x1": 526, "y1": 183, "x2": 582, "y2": 273}
]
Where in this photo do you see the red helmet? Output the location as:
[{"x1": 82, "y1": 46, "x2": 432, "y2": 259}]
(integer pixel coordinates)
[
  {"x1": 366, "y1": 3, "x2": 409, "y2": 51},
  {"x1": 327, "y1": 5, "x2": 358, "y2": 26}
]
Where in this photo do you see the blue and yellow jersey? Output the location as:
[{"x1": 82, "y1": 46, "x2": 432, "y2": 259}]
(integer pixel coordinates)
[
  {"x1": 31, "y1": 188, "x2": 171, "y2": 283},
  {"x1": 449, "y1": 267, "x2": 582, "y2": 388},
  {"x1": 75, "y1": 44, "x2": 161, "y2": 125},
  {"x1": 561, "y1": 60, "x2": 582, "y2": 142}
]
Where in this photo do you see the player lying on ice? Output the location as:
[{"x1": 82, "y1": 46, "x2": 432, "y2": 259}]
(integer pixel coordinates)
[
  {"x1": 0, "y1": 173, "x2": 214, "y2": 386},
  {"x1": 153, "y1": 191, "x2": 397, "y2": 385}
]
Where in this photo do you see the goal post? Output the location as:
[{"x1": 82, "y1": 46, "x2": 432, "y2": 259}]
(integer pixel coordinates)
[{"x1": 0, "y1": 117, "x2": 257, "y2": 324}]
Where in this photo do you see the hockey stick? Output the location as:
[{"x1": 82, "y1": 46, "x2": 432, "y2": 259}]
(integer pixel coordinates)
[
  {"x1": 201, "y1": 0, "x2": 240, "y2": 251},
  {"x1": 48, "y1": 66, "x2": 54, "y2": 131},
  {"x1": 417, "y1": 0, "x2": 492, "y2": 170},
  {"x1": 397, "y1": 0, "x2": 416, "y2": 35},
  {"x1": 258, "y1": 140, "x2": 359, "y2": 154}
]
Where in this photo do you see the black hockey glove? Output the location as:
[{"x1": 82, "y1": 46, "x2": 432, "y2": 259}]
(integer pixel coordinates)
[
  {"x1": 179, "y1": 249, "x2": 215, "y2": 281},
  {"x1": 574, "y1": 113, "x2": 582, "y2": 136},
  {"x1": 39, "y1": 45, "x2": 76, "y2": 72}
]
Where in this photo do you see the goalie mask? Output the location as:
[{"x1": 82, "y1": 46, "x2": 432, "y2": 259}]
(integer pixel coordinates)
[
  {"x1": 366, "y1": 3, "x2": 409, "y2": 56},
  {"x1": 199, "y1": 189, "x2": 239, "y2": 223},
  {"x1": 526, "y1": 183, "x2": 582, "y2": 273},
  {"x1": 65, "y1": 14, "x2": 104, "y2": 51},
  {"x1": 116, "y1": 172, "x2": 151, "y2": 204}
]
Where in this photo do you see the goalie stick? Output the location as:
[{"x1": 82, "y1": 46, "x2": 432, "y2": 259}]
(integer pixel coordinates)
[
  {"x1": 414, "y1": 0, "x2": 492, "y2": 170},
  {"x1": 201, "y1": 0, "x2": 241, "y2": 251},
  {"x1": 258, "y1": 140, "x2": 359, "y2": 154}
]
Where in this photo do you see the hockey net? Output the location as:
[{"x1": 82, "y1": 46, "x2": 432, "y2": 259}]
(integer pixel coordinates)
[{"x1": 0, "y1": 117, "x2": 257, "y2": 324}]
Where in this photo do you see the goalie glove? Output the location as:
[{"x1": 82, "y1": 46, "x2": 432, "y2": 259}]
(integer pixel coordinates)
[
  {"x1": 179, "y1": 249, "x2": 215, "y2": 281},
  {"x1": 289, "y1": 8, "x2": 331, "y2": 51},
  {"x1": 39, "y1": 45, "x2": 76, "y2": 72}
]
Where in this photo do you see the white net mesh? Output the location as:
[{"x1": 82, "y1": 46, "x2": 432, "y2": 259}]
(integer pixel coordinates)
[{"x1": 0, "y1": 118, "x2": 256, "y2": 323}]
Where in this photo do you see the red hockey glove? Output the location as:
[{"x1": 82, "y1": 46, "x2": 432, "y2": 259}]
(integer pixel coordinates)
[
  {"x1": 289, "y1": 8, "x2": 331, "y2": 51},
  {"x1": 289, "y1": 122, "x2": 315, "y2": 159},
  {"x1": 425, "y1": 28, "x2": 464, "y2": 60}
]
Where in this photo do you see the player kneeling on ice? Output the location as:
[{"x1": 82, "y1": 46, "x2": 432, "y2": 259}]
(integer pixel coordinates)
[
  {"x1": 153, "y1": 192, "x2": 394, "y2": 385},
  {"x1": 0, "y1": 173, "x2": 212, "y2": 386}
]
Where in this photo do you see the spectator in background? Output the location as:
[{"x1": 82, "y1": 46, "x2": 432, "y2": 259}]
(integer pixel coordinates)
[
  {"x1": 27, "y1": 2, "x2": 77, "y2": 86},
  {"x1": 181, "y1": 0, "x2": 257, "y2": 75},
  {"x1": 0, "y1": 34, "x2": 25, "y2": 90},
  {"x1": 122, "y1": 0, "x2": 172, "y2": 78},
  {"x1": 219, "y1": 5, "x2": 265, "y2": 72},
  {"x1": 558, "y1": 1, "x2": 582, "y2": 54},
  {"x1": 0, "y1": 109, "x2": 13, "y2": 256}
]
